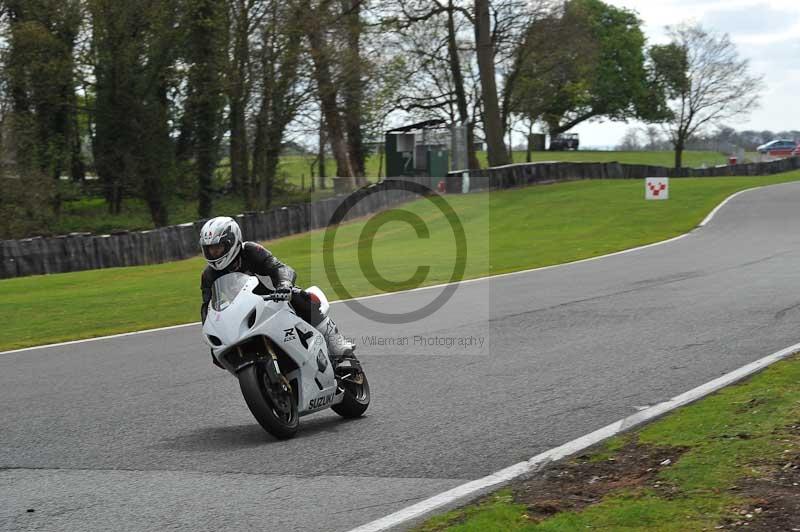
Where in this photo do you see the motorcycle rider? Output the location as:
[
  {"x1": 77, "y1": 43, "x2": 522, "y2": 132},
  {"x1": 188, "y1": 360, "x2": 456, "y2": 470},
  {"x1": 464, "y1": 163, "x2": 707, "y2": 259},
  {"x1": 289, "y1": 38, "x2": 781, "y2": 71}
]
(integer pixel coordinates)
[{"x1": 199, "y1": 216, "x2": 355, "y2": 366}]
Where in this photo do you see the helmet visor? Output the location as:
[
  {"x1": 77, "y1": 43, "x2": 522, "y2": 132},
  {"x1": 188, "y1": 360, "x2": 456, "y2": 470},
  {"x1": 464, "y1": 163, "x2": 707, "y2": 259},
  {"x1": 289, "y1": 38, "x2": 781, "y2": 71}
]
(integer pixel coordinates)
[{"x1": 203, "y1": 243, "x2": 227, "y2": 260}]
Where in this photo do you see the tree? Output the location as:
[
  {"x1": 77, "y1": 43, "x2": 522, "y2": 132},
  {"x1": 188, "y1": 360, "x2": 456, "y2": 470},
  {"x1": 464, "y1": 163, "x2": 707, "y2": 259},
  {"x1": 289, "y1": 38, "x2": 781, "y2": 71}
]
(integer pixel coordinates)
[
  {"x1": 642, "y1": 125, "x2": 664, "y2": 150},
  {"x1": 250, "y1": 0, "x2": 305, "y2": 208},
  {"x1": 474, "y1": 0, "x2": 508, "y2": 166},
  {"x1": 341, "y1": 0, "x2": 366, "y2": 178},
  {"x1": 182, "y1": 0, "x2": 227, "y2": 218},
  {"x1": 386, "y1": 0, "x2": 481, "y2": 169},
  {"x1": 617, "y1": 127, "x2": 641, "y2": 151},
  {"x1": 388, "y1": 0, "x2": 533, "y2": 168},
  {"x1": 512, "y1": 0, "x2": 666, "y2": 138},
  {"x1": 90, "y1": 0, "x2": 180, "y2": 225},
  {"x1": 226, "y1": 0, "x2": 265, "y2": 204},
  {"x1": 3, "y1": 0, "x2": 84, "y2": 182},
  {"x1": 652, "y1": 24, "x2": 763, "y2": 171},
  {"x1": 303, "y1": 0, "x2": 358, "y2": 188}
]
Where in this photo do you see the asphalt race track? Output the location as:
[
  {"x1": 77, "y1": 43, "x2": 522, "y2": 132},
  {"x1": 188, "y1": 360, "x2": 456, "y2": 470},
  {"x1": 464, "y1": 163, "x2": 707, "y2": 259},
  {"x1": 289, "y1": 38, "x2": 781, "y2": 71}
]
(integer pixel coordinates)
[{"x1": 4, "y1": 181, "x2": 800, "y2": 531}]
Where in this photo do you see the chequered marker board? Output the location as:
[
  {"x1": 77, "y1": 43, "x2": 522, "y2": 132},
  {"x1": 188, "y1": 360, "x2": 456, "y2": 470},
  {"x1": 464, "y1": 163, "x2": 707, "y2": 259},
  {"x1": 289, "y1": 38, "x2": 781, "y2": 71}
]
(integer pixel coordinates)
[{"x1": 645, "y1": 177, "x2": 669, "y2": 200}]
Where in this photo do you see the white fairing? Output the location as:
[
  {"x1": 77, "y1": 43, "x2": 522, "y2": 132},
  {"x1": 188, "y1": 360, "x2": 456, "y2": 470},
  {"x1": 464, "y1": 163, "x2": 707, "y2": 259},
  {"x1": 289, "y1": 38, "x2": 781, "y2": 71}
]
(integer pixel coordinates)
[{"x1": 202, "y1": 274, "x2": 342, "y2": 415}]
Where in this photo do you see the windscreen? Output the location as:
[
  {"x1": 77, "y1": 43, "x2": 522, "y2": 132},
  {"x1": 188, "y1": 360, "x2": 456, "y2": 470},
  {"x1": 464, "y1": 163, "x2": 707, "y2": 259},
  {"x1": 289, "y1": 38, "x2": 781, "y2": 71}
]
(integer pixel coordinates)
[{"x1": 210, "y1": 272, "x2": 251, "y2": 311}]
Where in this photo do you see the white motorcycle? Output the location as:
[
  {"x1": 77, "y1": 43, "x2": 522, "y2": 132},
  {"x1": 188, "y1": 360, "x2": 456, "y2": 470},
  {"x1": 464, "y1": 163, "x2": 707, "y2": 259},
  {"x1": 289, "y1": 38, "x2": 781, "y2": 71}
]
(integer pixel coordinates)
[{"x1": 202, "y1": 272, "x2": 369, "y2": 439}]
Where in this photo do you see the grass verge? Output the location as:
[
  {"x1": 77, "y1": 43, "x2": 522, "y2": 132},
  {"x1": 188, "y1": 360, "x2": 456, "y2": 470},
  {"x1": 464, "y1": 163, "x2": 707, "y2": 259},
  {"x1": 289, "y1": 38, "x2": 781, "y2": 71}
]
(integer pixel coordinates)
[
  {"x1": 416, "y1": 353, "x2": 800, "y2": 531},
  {"x1": 2, "y1": 173, "x2": 800, "y2": 351}
]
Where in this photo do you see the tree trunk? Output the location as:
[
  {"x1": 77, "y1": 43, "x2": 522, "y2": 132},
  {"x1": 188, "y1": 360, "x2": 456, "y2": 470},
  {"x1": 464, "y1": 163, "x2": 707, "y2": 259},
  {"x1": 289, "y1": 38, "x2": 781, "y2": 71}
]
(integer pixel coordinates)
[
  {"x1": 674, "y1": 139, "x2": 684, "y2": 172},
  {"x1": 69, "y1": 89, "x2": 85, "y2": 182},
  {"x1": 341, "y1": 0, "x2": 365, "y2": 180},
  {"x1": 318, "y1": 116, "x2": 327, "y2": 189},
  {"x1": 261, "y1": 146, "x2": 281, "y2": 209},
  {"x1": 474, "y1": 0, "x2": 508, "y2": 167},
  {"x1": 230, "y1": 99, "x2": 251, "y2": 207},
  {"x1": 526, "y1": 121, "x2": 533, "y2": 163},
  {"x1": 447, "y1": 3, "x2": 480, "y2": 170},
  {"x1": 252, "y1": 108, "x2": 266, "y2": 207},
  {"x1": 197, "y1": 138, "x2": 214, "y2": 219},
  {"x1": 466, "y1": 122, "x2": 480, "y2": 169},
  {"x1": 141, "y1": 82, "x2": 173, "y2": 228}
]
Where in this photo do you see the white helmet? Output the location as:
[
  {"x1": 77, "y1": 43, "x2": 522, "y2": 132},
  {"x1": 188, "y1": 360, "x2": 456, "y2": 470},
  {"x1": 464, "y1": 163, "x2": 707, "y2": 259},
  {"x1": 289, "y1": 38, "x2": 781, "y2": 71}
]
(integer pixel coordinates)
[{"x1": 199, "y1": 216, "x2": 242, "y2": 271}]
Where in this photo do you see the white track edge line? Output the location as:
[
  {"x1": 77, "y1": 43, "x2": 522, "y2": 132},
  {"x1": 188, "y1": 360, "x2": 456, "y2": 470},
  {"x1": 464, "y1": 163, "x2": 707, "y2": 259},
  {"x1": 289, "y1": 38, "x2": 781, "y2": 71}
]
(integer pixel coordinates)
[
  {"x1": 0, "y1": 184, "x2": 763, "y2": 355},
  {"x1": 0, "y1": 322, "x2": 201, "y2": 354},
  {"x1": 348, "y1": 340, "x2": 800, "y2": 532}
]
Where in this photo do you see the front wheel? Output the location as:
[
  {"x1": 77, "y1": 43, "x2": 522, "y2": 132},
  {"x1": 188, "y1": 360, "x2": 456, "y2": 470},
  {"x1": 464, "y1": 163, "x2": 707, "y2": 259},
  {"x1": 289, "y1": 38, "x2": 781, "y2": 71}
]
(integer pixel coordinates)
[
  {"x1": 332, "y1": 368, "x2": 370, "y2": 418},
  {"x1": 238, "y1": 363, "x2": 299, "y2": 439}
]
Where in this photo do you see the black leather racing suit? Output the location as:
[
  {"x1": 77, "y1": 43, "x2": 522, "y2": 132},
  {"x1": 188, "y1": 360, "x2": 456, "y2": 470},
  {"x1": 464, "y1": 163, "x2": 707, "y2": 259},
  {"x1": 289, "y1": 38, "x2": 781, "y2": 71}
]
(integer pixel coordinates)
[{"x1": 200, "y1": 241, "x2": 323, "y2": 327}]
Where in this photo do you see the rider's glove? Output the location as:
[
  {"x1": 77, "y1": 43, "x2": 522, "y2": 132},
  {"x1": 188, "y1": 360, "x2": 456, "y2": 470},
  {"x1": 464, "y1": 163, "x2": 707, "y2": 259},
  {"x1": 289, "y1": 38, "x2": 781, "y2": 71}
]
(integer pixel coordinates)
[{"x1": 273, "y1": 281, "x2": 293, "y2": 301}]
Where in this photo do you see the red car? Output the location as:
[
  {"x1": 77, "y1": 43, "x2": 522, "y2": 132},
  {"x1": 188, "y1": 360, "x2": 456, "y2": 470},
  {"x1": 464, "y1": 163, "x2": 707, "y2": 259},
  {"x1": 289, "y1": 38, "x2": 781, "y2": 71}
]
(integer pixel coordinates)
[{"x1": 793, "y1": 144, "x2": 800, "y2": 157}]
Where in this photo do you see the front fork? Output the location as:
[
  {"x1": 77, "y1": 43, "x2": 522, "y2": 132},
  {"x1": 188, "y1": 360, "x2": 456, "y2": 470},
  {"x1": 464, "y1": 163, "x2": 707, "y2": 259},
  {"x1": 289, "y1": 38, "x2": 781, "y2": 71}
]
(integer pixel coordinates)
[{"x1": 261, "y1": 336, "x2": 291, "y2": 392}]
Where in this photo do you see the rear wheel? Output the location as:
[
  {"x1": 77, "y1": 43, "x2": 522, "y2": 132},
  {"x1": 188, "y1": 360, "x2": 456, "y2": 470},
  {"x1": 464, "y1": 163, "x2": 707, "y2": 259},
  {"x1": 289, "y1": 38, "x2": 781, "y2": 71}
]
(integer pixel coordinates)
[
  {"x1": 332, "y1": 366, "x2": 370, "y2": 418},
  {"x1": 238, "y1": 362, "x2": 299, "y2": 439}
]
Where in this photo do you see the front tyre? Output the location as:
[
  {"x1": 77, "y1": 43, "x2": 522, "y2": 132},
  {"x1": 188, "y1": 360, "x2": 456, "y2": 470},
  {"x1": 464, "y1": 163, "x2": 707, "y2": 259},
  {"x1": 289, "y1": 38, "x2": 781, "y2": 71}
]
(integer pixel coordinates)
[
  {"x1": 332, "y1": 369, "x2": 370, "y2": 418},
  {"x1": 238, "y1": 363, "x2": 299, "y2": 439}
]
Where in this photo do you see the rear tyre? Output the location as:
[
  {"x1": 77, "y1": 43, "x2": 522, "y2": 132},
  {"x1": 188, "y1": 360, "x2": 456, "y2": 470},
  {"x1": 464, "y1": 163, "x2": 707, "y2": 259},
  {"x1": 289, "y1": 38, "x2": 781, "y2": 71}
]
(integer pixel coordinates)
[
  {"x1": 332, "y1": 370, "x2": 370, "y2": 418},
  {"x1": 238, "y1": 363, "x2": 299, "y2": 439}
]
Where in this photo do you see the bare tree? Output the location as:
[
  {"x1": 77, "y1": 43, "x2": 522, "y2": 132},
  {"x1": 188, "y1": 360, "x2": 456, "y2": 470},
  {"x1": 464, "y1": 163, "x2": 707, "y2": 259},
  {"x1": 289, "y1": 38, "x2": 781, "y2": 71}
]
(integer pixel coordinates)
[
  {"x1": 384, "y1": 0, "x2": 481, "y2": 169},
  {"x1": 617, "y1": 127, "x2": 642, "y2": 151},
  {"x1": 642, "y1": 125, "x2": 663, "y2": 150},
  {"x1": 382, "y1": 0, "x2": 537, "y2": 169},
  {"x1": 654, "y1": 24, "x2": 763, "y2": 171},
  {"x1": 304, "y1": 13, "x2": 355, "y2": 187}
]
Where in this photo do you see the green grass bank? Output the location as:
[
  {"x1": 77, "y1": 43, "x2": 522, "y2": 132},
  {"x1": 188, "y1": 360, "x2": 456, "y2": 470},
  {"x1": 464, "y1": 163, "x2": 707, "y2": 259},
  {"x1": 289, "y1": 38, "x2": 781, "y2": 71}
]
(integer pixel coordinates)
[{"x1": 2, "y1": 172, "x2": 799, "y2": 351}]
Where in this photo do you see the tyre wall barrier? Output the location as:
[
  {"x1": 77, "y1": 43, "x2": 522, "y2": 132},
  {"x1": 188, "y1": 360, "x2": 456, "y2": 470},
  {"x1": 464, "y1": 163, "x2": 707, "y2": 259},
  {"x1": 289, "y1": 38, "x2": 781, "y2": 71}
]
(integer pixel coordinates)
[
  {"x1": 0, "y1": 177, "x2": 434, "y2": 279},
  {"x1": 446, "y1": 156, "x2": 800, "y2": 192},
  {"x1": 6, "y1": 159, "x2": 798, "y2": 280}
]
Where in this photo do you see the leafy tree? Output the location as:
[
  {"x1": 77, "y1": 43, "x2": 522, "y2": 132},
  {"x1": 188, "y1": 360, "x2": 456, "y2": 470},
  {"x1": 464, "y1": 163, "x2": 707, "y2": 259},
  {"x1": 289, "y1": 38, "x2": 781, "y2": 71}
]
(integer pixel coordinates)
[
  {"x1": 181, "y1": 0, "x2": 227, "y2": 218},
  {"x1": 90, "y1": 0, "x2": 180, "y2": 225},
  {"x1": 512, "y1": 0, "x2": 666, "y2": 138},
  {"x1": 3, "y1": 0, "x2": 84, "y2": 182}
]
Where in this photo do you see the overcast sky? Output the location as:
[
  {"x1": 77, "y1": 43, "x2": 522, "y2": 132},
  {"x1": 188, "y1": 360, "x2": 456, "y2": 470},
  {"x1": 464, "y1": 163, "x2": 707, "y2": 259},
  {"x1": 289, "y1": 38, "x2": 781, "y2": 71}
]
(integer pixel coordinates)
[{"x1": 573, "y1": 0, "x2": 800, "y2": 149}]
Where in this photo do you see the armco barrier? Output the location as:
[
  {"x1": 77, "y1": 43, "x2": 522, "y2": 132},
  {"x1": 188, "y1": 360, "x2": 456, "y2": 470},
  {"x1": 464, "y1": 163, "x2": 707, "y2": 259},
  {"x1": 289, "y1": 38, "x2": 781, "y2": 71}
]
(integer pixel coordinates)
[{"x1": 0, "y1": 177, "x2": 434, "y2": 279}]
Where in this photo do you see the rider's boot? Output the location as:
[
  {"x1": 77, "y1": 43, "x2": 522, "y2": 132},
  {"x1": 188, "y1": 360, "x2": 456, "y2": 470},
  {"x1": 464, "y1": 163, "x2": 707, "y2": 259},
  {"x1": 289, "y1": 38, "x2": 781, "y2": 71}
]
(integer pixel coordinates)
[{"x1": 315, "y1": 316, "x2": 356, "y2": 367}]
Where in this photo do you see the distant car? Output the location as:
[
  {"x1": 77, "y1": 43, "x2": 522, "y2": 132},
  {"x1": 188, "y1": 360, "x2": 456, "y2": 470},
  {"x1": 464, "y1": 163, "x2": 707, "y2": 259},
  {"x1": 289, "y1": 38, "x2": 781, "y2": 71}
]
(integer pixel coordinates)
[
  {"x1": 793, "y1": 144, "x2": 800, "y2": 157},
  {"x1": 756, "y1": 139, "x2": 797, "y2": 154},
  {"x1": 549, "y1": 133, "x2": 579, "y2": 151}
]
